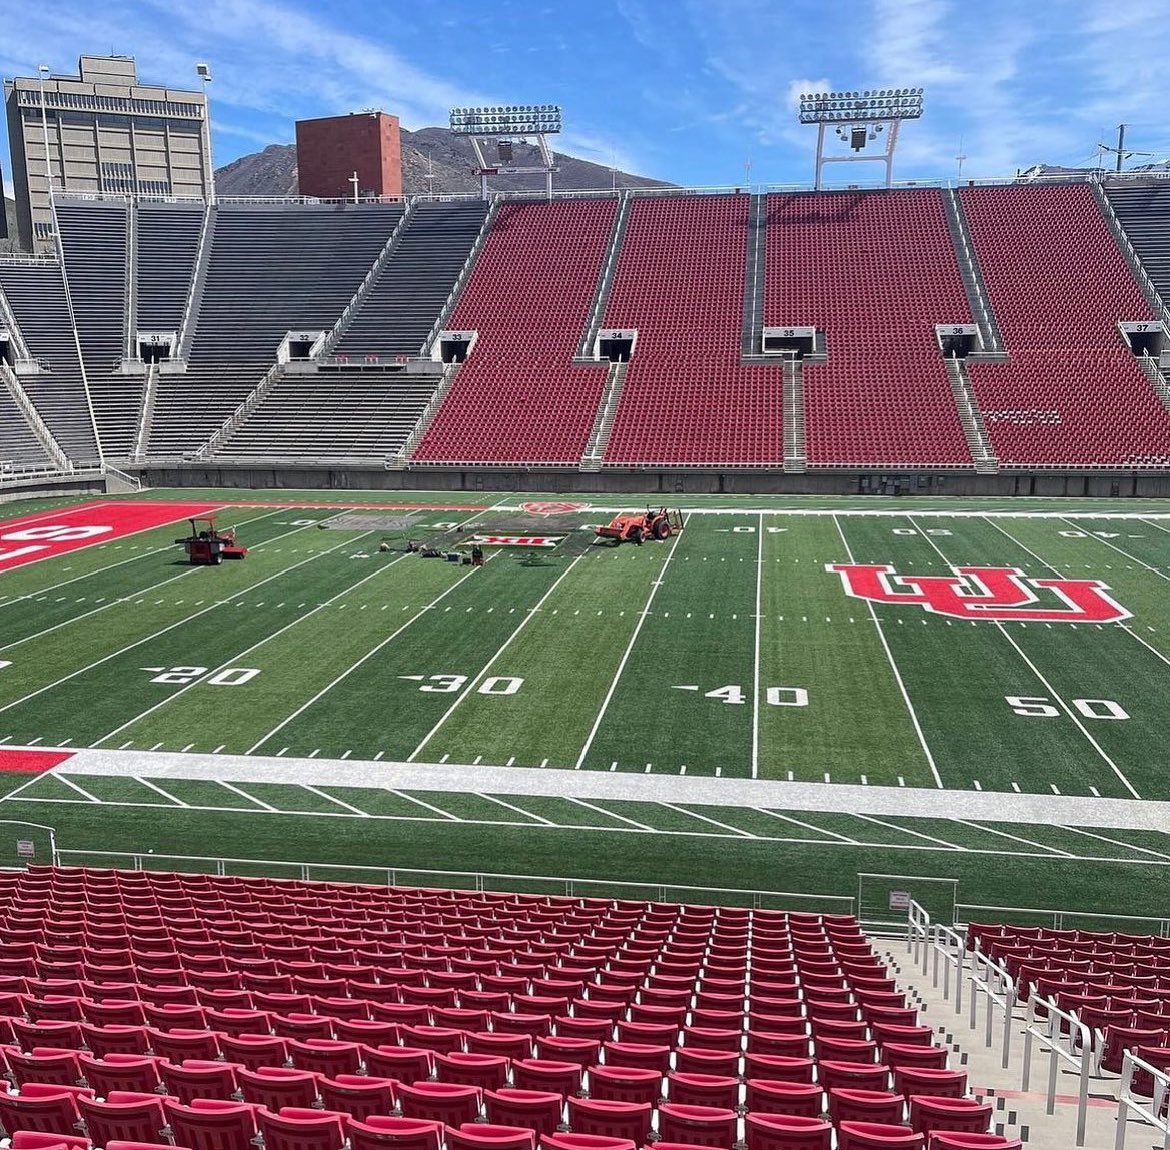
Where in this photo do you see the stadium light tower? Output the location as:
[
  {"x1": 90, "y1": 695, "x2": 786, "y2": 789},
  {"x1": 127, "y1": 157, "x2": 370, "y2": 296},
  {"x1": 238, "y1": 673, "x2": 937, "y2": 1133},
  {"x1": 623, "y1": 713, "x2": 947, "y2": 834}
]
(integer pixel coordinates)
[
  {"x1": 196, "y1": 62, "x2": 215, "y2": 202},
  {"x1": 798, "y1": 89, "x2": 924, "y2": 189},
  {"x1": 449, "y1": 105, "x2": 562, "y2": 200}
]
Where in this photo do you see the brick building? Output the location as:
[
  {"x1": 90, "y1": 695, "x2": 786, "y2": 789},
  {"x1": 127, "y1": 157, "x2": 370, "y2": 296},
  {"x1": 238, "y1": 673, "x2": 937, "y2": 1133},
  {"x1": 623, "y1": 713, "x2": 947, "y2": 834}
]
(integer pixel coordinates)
[{"x1": 295, "y1": 111, "x2": 402, "y2": 200}]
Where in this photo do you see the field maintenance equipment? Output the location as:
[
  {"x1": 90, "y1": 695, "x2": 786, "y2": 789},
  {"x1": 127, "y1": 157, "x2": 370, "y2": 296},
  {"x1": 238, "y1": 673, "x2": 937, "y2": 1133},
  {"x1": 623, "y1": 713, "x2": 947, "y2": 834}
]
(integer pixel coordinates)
[
  {"x1": 596, "y1": 507, "x2": 683, "y2": 545},
  {"x1": 175, "y1": 517, "x2": 248, "y2": 565}
]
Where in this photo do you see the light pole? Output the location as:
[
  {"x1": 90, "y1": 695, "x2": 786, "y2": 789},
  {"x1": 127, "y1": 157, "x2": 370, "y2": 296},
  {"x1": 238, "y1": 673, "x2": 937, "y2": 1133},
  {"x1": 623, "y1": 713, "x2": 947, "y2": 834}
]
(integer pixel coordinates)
[
  {"x1": 196, "y1": 62, "x2": 215, "y2": 202},
  {"x1": 37, "y1": 64, "x2": 54, "y2": 243}
]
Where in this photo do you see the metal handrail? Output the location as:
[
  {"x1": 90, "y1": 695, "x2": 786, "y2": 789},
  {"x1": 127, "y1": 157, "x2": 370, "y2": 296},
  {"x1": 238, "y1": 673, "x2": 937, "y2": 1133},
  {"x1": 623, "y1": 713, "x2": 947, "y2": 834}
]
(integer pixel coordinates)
[
  {"x1": 1115, "y1": 1050, "x2": 1170, "y2": 1150},
  {"x1": 50, "y1": 848, "x2": 856, "y2": 910},
  {"x1": 1020, "y1": 990, "x2": 1093, "y2": 1146},
  {"x1": 957, "y1": 902, "x2": 1170, "y2": 934},
  {"x1": 175, "y1": 200, "x2": 214, "y2": 361}
]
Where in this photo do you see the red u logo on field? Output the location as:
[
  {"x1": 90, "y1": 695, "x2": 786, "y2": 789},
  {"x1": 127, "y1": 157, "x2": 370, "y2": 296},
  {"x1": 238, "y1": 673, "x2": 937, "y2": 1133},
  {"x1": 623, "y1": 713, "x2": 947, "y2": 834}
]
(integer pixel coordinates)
[{"x1": 826, "y1": 564, "x2": 1131, "y2": 624}]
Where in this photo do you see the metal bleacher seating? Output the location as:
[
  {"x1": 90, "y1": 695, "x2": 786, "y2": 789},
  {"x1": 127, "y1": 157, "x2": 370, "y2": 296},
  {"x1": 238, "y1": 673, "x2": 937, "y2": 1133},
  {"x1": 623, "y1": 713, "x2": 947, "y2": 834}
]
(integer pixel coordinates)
[
  {"x1": 413, "y1": 199, "x2": 617, "y2": 466},
  {"x1": 213, "y1": 368, "x2": 440, "y2": 461},
  {"x1": 0, "y1": 262, "x2": 100, "y2": 464},
  {"x1": 336, "y1": 199, "x2": 489, "y2": 358},
  {"x1": 0, "y1": 387, "x2": 55, "y2": 471},
  {"x1": 146, "y1": 203, "x2": 402, "y2": 457},
  {"x1": 0, "y1": 865, "x2": 1014, "y2": 1150},
  {"x1": 135, "y1": 202, "x2": 205, "y2": 334},
  {"x1": 960, "y1": 183, "x2": 1170, "y2": 468},
  {"x1": 602, "y1": 195, "x2": 786, "y2": 468},
  {"x1": 55, "y1": 200, "x2": 142, "y2": 460},
  {"x1": 765, "y1": 191, "x2": 974, "y2": 468},
  {"x1": 1104, "y1": 181, "x2": 1170, "y2": 309}
]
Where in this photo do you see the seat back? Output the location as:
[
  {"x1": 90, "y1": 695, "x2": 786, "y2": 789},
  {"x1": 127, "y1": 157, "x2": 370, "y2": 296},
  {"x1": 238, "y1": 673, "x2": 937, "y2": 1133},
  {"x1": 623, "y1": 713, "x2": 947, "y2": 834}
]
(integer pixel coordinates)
[
  {"x1": 0, "y1": 1091, "x2": 83, "y2": 1137},
  {"x1": 743, "y1": 1112, "x2": 833, "y2": 1150},
  {"x1": 345, "y1": 1115, "x2": 444, "y2": 1150},
  {"x1": 908, "y1": 1098, "x2": 993, "y2": 1137},
  {"x1": 445, "y1": 1124, "x2": 537, "y2": 1150},
  {"x1": 657, "y1": 1102, "x2": 738, "y2": 1147},
  {"x1": 77, "y1": 1095, "x2": 166, "y2": 1146},
  {"x1": 237, "y1": 1066, "x2": 321, "y2": 1111},
  {"x1": 838, "y1": 1121, "x2": 925, "y2": 1149},
  {"x1": 566, "y1": 1098, "x2": 652, "y2": 1144},
  {"x1": 397, "y1": 1082, "x2": 483, "y2": 1126},
  {"x1": 162, "y1": 1099, "x2": 259, "y2": 1150},
  {"x1": 257, "y1": 1108, "x2": 346, "y2": 1150},
  {"x1": 484, "y1": 1088, "x2": 565, "y2": 1137},
  {"x1": 318, "y1": 1074, "x2": 397, "y2": 1122}
]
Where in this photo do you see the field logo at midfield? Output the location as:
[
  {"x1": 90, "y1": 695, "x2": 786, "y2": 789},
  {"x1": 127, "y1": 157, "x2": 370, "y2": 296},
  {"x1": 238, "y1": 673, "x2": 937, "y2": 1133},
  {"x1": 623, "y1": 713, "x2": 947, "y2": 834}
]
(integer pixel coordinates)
[
  {"x1": 826, "y1": 564, "x2": 1131, "y2": 624},
  {"x1": 521, "y1": 501, "x2": 589, "y2": 515}
]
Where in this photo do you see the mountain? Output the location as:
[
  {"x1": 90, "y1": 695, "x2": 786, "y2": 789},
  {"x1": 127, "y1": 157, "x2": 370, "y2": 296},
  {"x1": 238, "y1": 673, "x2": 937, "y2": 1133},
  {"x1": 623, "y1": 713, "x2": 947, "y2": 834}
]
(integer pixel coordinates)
[{"x1": 215, "y1": 125, "x2": 672, "y2": 197}]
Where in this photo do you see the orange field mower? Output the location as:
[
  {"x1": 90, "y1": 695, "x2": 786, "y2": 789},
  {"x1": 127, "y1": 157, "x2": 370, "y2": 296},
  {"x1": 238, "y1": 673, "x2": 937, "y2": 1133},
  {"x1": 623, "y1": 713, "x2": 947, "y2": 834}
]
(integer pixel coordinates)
[
  {"x1": 175, "y1": 516, "x2": 248, "y2": 565},
  {"x1": 595, "y1": 507, "x2": 684, "y2": 545}
]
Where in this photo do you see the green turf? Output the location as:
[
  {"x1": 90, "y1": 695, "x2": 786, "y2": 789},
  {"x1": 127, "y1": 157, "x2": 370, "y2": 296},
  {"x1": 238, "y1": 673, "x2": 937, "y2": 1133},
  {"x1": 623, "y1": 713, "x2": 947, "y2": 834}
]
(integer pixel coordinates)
[{"x1": 4, "y1": 493, "x2": 1170, "y2": 926}]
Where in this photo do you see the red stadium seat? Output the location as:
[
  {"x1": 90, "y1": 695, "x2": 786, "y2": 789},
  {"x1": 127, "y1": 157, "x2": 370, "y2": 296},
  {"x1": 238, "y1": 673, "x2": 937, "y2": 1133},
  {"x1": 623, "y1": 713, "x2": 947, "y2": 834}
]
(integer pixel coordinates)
[
  {"x1": 666, "y1": 1072, "x2": 740, "y2": 1110},
  {"x1": 928, "y1": 1138, "x2": 1022, "y2": 1150},
  {"x1": 907, "y1": 1098, "x2": 993, "y2": 1137},
  {"x1": 445, "y1": 1124, "x2": 537, "y2": 1150},
  {"x1": 829, "y1": 1089, "x2": 907, "y2": 1126},
  {"x1": 656, "y1": 1103, "x2": 738, "y2": 1147},
  {"x1": 237, "y1": 1065, "x2": 321, "y2": 1111},
  {"x1": 512, "y1": 1058, "x2": 583, "y2": 1097},
  {"x1": 318, "y1": 1074, "x2": 397, "y2": 1122},
  {"x1": 77, "y1": 1093, "x2": 167, "y2": 1146},
  {"x1": 540, "y1": 1135, "x2": 636, "y2": 1150},
  {"x1": 837, "y1": 1122, "x2": 925, "y2": 1150},
  {"x1": 397, "y1": 1082, "x2": 483, "y2": 1126},
  {"x1": 566, "y1": 1097, "x2": 652, "y2": 1144},
  {"x1": 485, "y1": 1088, "x2": 565, "y2": 1137},
  {"x1": 0, "y1": 1086, "x2": 87, "y2": 1138},
  {"x1": 744, "y1": 1113, "x2": 833, "y2": 1150},
  {"x1": 11, "y1": 1136, "x2": 92, "y2": 1150},
  {"x1": 345, "y1": 1116, "x2": 444, "y2": 1150},
  {"x1": 159, "y1": 1059, "x2": 241, "y2": 1105},
  {"x1": 588, "y1": 1065, "x2": 662, "y2": 1105},
  {"x1": 433, "y1": 1051, "x2": 510, "y2": 1091},
  {"x1": 257, "y1": 1107, "x2": 347, "y2": 1150}
]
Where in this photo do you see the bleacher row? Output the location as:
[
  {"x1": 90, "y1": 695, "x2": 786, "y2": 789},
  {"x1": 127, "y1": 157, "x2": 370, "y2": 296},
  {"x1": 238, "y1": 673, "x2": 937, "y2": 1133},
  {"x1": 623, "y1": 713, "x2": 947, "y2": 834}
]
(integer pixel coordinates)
[
  {"x1": 2, "y1": 182, "x2": 1170, "y2": 474},
  {"x1": 0, "y1": 867, "x2": 1020, "y2": 1150},
  {"x1": 968, "y1": 922, "x2": 1170, "y2": 1092}
]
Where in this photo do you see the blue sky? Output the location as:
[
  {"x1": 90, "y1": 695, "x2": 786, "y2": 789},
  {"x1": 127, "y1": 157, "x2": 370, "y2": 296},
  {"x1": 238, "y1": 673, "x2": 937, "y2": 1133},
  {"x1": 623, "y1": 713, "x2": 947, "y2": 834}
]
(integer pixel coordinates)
[{"x1": 3, "y1": 0, "x2": 1169, "y2": 194}]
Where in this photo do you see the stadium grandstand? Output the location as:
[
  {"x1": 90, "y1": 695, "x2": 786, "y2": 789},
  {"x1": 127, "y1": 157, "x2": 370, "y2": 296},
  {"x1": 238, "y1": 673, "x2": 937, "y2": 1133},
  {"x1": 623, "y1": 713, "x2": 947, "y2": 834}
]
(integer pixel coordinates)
[{"x1": 1, "y1": 67, "x2": 1170, "y2": 1150}]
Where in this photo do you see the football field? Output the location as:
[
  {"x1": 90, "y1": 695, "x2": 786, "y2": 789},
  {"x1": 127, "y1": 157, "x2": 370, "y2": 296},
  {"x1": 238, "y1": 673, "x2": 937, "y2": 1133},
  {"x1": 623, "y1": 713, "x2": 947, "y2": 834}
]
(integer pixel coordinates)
[{"x1": 0, "y1": 488, "x2": 1168, "y2": 926}]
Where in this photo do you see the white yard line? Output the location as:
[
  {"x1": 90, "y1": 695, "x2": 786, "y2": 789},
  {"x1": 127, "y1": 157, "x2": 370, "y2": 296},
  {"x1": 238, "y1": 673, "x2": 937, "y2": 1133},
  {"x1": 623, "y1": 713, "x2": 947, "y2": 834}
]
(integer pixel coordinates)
[
  {"x1": 988, "y1": 516, "x2": 1170, "y2": 673},
  {"x1": 300, "y1": 784, "x2": 370, "y2": 816},
  {"x1": 659, "y1": 802, "x2": 757, "y2": 837},
  {"x1": 1057, "y1": 517, "x2": 1170, "y2": 583},
  {"x1": 91, "y1": 531, "x2": 394, "y2": 746},
  {"x1": 473, "y1": 793, "x2": 555, "y2": 825},
  {"x1": 246, "y1": 509, "x2": 494, "y2": 756},
  {"x1": 575, "y1": 518, "x2": 688, "y2": 769},
  {"x1": 388, "y1": 790, "x2": 461, "y2": 820},
  {"x1": 850, "y1": 812, "x2": 965, "y2": 850},
  {"x1": 1060, "y1": 825, "x2": 1170, "y2": 860},
  {"x1": 753, "y1": 809, "x2": 860, "y2": 843},
  {"x1": 752, "y1": 511, "x2": 764, "y2": 780},
  {"x1": 913, "y1": 517, "x2": 1143, "y2": 801},
  {"x1": 409, "y1": 552, "x2": 587, "y2": 763},
  {"x1": 49, "y1": 774, "x2": 101, "y2": 802},
  {"x1": 833, "y1": 514, "x2": 943, "y2": 789},
  {"x1": 0, "y1": 523, "x2": 343, "y2": 716},
  {"x1": 0, "y1": 508, "x2": 285, "y2": 612},
  {"x1": 563, "y1": 796, "x2": 654, "y2": 830},
  {"x1": 246, "y1": 561, "x2": 483, "y2": 754},
  {"x1": 133, "y1": 776, "x2": 189, "y2": 807},
  {"x1": 952, "y1": 818, "x2": 1075, "y2": 857},
  {"x1": 0, "y1": 511, "x2": 300, "y2": 654},
  {"x1": 215, "y1": 781, "x2": 276, "y2": 811}
]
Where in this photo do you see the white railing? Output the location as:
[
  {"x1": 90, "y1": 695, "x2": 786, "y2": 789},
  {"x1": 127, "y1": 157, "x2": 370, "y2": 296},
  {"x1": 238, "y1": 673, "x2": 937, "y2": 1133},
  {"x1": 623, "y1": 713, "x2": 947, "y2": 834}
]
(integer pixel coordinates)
[
  {"x1": 197, "y1": 362, "x2": 283, "y2": 458},
  {"x1": 123, "y1": 199, "x2": 137, "y2": 362},
  {"x1": 1092, "y1": 182, "x2": 1170, "y2": 330},
  {"x1": 319, "y1": 199, "x2": 415, "y2": 357},
  {"x1": 908, "y1": 902, "x2": 1018, "y2": 1069},
  {"x1": 0, "y1": 284, "x2": 32, "y2": 364},
  {"x1": 0, "y1": 363, "x2": 70, "y2": 470},
  {"x1": 1115, "y1": 1051, "x2": 1170, "y2": 1150},
  {"x1": 0, "y1": 255, "x2": 59, "y2": 266},
  {"x1": 50, "y1": 848, "x2": 857, "y2": 910},
  {"x1": 1020, "y1": 990, "x2": 1093, "y2": 1146},
  {"x1": 578, "y1": 191, "x2": 630, "y2": 358},
  {"x1": 102, "y1": 463, "x2": 142, "y2": 492},
  {"x1": 943, "y1": 188, "x2": 1000, "y2": 351},
  {"x1": 421, "y1": 198, "x2": 499, "y2": 356},
  {"x1": 176, "y1": 201, "x2": 214, "y2": 361},
  {"x1": 51, "y1": 209, "x2": 104, "y2": 463}
]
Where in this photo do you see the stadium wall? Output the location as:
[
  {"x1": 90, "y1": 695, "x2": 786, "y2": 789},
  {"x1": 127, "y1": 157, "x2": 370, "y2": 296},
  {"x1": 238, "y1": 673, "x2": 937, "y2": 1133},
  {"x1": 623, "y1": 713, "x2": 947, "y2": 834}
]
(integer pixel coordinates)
[{"x1": 133, "y1": 463, "x2": 1170, "y2": 498}]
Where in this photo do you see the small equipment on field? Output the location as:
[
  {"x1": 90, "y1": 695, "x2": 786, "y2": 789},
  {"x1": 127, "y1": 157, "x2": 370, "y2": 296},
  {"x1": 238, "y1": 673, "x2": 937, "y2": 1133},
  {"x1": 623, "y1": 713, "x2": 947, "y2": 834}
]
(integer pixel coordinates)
[
  {"x1": 596, "y1": 507, "x2": 683, "y2": 545},
  {"x1": 176, "y1": 516, "x2": 248, "y2": 565}
]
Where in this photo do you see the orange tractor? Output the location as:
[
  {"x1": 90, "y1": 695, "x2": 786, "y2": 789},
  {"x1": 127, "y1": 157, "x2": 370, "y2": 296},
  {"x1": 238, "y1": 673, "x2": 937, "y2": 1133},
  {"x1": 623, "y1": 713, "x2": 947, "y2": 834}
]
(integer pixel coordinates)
[
  {"x1": 176, "y1": 516, "x2": 248, "y2": 565},
  {"x1": 596, "y1": 507, "x2": 683, "y2": 545}
]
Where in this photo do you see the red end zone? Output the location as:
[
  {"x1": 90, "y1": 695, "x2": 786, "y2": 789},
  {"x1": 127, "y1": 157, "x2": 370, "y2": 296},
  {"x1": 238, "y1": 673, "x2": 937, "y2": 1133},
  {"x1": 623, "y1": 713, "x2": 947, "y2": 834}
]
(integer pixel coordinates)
[
  {"x1": 0, "y1": 501, "x2": 221, "y2": 574},
  {"x1": 0, "y1": 749, "x2": 74, "y2": 774}
]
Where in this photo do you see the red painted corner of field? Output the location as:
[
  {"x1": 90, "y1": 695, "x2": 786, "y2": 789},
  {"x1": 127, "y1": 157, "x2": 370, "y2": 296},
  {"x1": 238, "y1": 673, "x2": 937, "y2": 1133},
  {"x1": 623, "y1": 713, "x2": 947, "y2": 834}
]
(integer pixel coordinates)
[{"x1": 0, "y1": 749, "x2": 74, "y2": 774}]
